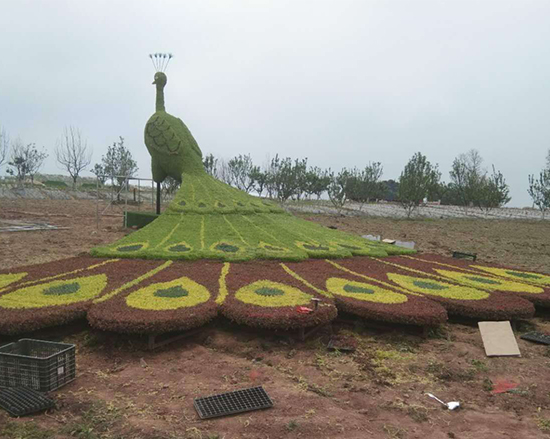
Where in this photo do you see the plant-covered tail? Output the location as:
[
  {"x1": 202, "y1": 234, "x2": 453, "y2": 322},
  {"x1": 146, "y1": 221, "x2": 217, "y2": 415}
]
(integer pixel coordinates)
[{"x1": 92, "y1": 55, "x2": 416, "y2": 261}]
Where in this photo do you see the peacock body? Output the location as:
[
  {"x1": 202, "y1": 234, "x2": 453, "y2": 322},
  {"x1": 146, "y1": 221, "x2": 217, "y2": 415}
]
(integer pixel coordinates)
[{"x1": 92, "y1": 64, "x2": 413, "y2": 261}]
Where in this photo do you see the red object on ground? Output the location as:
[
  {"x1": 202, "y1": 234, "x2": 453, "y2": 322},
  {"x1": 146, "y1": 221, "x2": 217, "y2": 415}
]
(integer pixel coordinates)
[
  {"x1": 491, "y1": 380, "x2": 519, "y2": 394},
  {"x1": 296, "y1": 306, "x2": 313, "y2": 314}
]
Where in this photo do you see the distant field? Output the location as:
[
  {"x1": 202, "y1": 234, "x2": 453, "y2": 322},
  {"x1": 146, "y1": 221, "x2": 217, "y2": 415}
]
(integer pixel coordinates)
[{"x1": 286, "y1": 199, "x2": 547, "y2": 221}]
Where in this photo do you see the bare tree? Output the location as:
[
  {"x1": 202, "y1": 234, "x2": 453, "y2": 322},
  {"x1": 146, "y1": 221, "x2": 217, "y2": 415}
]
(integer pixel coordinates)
[
  {"x1": 0, "y1": 126, "x2": 8, "y2": 170},
  {"x1": 55, "y1": 126, "x2": 92, "y2": 189}
]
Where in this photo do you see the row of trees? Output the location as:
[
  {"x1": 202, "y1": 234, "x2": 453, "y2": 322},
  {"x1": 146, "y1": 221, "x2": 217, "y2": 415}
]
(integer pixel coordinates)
[
  {"x1": 202, "y1": 150, "x2": 517, "y2": 217},
  {"x1": 0, "y1": 125, "x2": 92, "y2": 188},
  {"x1": 2, "y1": 122, "x2": 548, "y2": 218},
  {"x1": 0, "y1": 126, "x2": 139, "y2": 196}
]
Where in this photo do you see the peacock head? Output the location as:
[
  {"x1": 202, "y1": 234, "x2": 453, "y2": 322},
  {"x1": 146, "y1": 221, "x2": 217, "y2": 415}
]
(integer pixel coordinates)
[{"x1": 153, "y1": 72, "x2": 167, "y2": 87}]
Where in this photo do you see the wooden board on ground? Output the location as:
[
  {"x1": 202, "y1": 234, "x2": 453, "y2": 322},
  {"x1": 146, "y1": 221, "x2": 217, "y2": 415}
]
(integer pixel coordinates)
[{"x1": 478, "y1": 321, "x2": 521, "y2": 357}]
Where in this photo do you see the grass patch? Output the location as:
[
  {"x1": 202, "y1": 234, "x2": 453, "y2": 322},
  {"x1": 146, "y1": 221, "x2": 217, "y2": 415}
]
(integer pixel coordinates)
[
  {"x1": 471, "y1": 359, "x2": 488, "y2": 372},
  {"x1": 63, "y1": 400, "x2": 121, "y2": 439},
  {"x1": 0, "y1": 422, "x2": 53, "y2": 439}
]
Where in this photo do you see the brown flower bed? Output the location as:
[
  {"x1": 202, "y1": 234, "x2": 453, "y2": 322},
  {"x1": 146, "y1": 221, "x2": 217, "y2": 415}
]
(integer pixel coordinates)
[
  {"x1": 337, "y1": 257, "x2": 535, "y2": 320},
  {"x1": 284, "y1": 259, "x2": 448, "y2": 326},
  {"x1": 404, "y1": 253, "x2": 550, "y2": 308},
  {"x1": 87, "y1": 260, "x2": 220, "y2": 334},
  {"x1": 0, "y1": 257, "x2": 161, "y2": 334},
  {"x1": 221, "y1": 260, "x2": 338, "y2": 330}
]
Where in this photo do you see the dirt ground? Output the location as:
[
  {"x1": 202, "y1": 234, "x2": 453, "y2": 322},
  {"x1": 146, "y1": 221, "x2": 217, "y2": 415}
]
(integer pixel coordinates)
[{"x1": 1, "y1": 199, "x2": 550, "y2": 439}]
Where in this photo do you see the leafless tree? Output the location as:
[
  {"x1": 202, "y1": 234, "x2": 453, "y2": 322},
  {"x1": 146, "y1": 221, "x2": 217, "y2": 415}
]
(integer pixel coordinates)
[
  {"x1": 0, "y1": 126, "x2": 8, "y2": 170},
  {"x1": 55, "y1": 126, "x2": 92, "y2": 188}
]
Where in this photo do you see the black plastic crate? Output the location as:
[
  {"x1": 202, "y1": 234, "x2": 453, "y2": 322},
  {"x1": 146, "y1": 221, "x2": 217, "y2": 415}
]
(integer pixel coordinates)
[
  {"x1": 0, "y1": 339, "x2": 76, "y2": 392},
  {"x1": 0, "y1": 387, "x2": 55, "y2": 417}
]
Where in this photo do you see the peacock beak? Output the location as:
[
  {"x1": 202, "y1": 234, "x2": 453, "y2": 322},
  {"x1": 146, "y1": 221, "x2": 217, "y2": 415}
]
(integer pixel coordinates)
[{"x1": 152, "y1": 80, "x2": 156, "y2": 85}]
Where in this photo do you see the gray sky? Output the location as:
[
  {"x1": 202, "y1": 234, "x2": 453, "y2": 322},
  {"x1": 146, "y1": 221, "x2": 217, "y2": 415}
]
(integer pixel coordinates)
[{"x1": 1, "y1": 0, "x2": 549, "y2": 207}]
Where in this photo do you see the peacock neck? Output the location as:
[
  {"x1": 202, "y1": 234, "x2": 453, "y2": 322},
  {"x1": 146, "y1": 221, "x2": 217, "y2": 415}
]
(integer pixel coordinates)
[{"x1": 155, "y1": 85, "x2": 166, "y2": 112}]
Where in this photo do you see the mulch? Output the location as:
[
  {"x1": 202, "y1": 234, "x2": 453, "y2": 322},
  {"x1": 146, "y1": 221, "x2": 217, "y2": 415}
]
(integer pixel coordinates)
[
  {"x1": 0, "y1": 257, "x2": 162, "y2": 334},
  {"x1": 87, "y1": 261, "x2": 220, "y2": 334},
  {"x1": 337, "y1": 257, "x2": 535, "y2": 320},
  {"x1": 0, "y1": 253, "x2": 542, "y2": 335},
  {"x1": 284, "y1": 259, "x2": 448, "y2": 326},
  {"x1": 404, "y1": 253, "x2": 550, "y2": 308},
  {"x1": 221, "y1": 260, "x2": 338, "y2": 330}
]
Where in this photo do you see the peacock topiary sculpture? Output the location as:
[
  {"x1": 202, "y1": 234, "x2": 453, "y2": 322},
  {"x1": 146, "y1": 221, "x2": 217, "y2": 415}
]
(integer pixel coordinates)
[{"x1": 91, "y1": 54, "x2": 415, "y2": 261}]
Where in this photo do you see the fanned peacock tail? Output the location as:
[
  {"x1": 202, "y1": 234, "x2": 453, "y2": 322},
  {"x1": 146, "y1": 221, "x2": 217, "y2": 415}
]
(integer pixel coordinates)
[{"x1": 91, "y1": 62, "x2": 414, "y2": 261}]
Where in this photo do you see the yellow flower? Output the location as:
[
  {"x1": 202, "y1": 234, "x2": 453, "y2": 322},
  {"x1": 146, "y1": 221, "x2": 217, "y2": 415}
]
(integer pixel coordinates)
[
  {"x1": 126, "y1": 277, "x2": 210, "y2": 310},
  {"x1": 435, "y1": 269, "x2": 543, "y2": 294},
  {"x1": 472, "y1": 266, "x2": 550, "y2": 287},
  {"x1": 0, "y1": 272, "x2": 27, "y2": 290},
  {"x1": 235, "y1": 281, "x2": 313, "y2": 307},
  {"x1": 0, "y1": 275, "x2": 107, "y2": 309},
  {"x1": 387, "y1": 273, "x2": 489, "y2": 300},
  {"x1": 326, "y1": 278, "x2": 408, "y2": 304}
]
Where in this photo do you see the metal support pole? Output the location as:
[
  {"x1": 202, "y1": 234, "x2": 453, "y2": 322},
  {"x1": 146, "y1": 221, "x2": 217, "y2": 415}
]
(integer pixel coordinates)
[
  {"x1": 96, "y1": 177, "x2": 100, "y2": 230},
  {"x1": 156, "y1": 182, "x2": 161, "y2": 215},
  {"x1": 124, "y1": 178, "x2": 128, "y2": 228}
]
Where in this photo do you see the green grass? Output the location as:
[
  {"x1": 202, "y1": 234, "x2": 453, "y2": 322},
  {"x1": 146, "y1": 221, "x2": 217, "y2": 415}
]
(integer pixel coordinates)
[
  {"x1": 92, "y1": 174, "x2": 415, "y2": 261},
  {"x1": 0, "y1": 422, "x2": 53, "y2": 439},
  {"x1": 43, "y1": 180, "x2": 68, "y2": 189}
]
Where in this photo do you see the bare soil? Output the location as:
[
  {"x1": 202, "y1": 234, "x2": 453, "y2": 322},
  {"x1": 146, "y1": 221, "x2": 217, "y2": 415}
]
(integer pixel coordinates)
[{"x1": 1, "y1": 199, "x2": 550, "y2": 439}]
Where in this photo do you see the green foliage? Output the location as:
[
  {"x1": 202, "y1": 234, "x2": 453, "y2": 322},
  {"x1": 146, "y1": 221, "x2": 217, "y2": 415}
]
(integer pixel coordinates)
[
  {"x1": 328, "y1": 169, "x2": 351, "y2": 211},
  {"x1": 449, "y1": 149, "x2": 510, "y2": 212},
  {"x1": 145, "y1": 73, "x2": 204, "y2": 182},
  {"x1": 100, "y1": 137, "x2": 138, "y2": 185},
  {"x1": 250, "y1": 166, "x2": 269, "y2": 197},
  {"x1": 125, "y1": 211, "x2": 159, "y2": 228},
  {"x1": 96, "y1": 137, "x2": 138, "y2": 201},
  {"x1": 398, "y1": 152, "x2": 441, "y2": 218},
  {"x1": 91, "y1": 173, "x2": 414, "y2": 261},
  {"x1": 43, "y1": 180, "x2": 68, "y2": 188},
  {"x1": 304, "y1": 166, "x2": 331, "y2": 200},
  {"x1": 95, "y1": 71, "x2": 416, "y2": 262},
  {"x1": 161, "y1": 175, "x2": 181, "y2": 197},
  {"x1": 528, "y1": 168, "x2": 550, "y2": 218},
  {"x1": 0, "y1": 421, "x2": 53, "y2": 439},
  {"x1": 91, "y1": 163, "x2": 107, "y2": 185},
  {"x1": 7, "y1": 139, "x2": 48, "y2": 184},
  {"x1": 203, "y1": 153, "x2": 218, "y2": 176},
  {"x1": 227, "y1": 153, "x2": 256, "y2": 192},
  {"x1": 266, "y1": 155, "x2": 308, "y2": 202},
  {"x1": 380, "y1": 179, "x2": 398, "y2": 201},
  {"x1": 346, "y1": 162, "x2": 385, "y2": 207}
]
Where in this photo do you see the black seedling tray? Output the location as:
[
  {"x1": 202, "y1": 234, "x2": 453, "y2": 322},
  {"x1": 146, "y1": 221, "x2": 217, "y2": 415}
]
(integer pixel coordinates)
[
  {"x1": 194, "y1": 386, "x2": 273, "y2": 419},
  {"x1": 0, "y1": 387, "x2": 54, "y2": 417},
  {"x1": 520, "y1": 332, "x2": 550, "y2": 346},
  {"x1": 452, "y1": 251, "x2": 477, "y2": 261}
]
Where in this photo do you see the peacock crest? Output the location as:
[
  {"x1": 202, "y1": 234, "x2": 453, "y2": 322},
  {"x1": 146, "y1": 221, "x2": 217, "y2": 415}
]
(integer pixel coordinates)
[{"x1": 149, "y1": 53, "x2": 173, "y2": 72}]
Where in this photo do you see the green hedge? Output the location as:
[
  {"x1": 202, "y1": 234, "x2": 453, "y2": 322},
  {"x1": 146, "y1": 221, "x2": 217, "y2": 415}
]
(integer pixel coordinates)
[
  {"x1": 125, "y1": 211, "x2": 159, "y2": 229},
  {"x1": 43, "y1": 180, "x2": 68, "y2": 188}
]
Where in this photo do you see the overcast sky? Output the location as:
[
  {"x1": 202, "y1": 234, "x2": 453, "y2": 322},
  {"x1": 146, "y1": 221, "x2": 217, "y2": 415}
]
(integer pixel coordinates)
[{"x1": 1, "y1": 0, "x2": 549, "y2": 207}]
